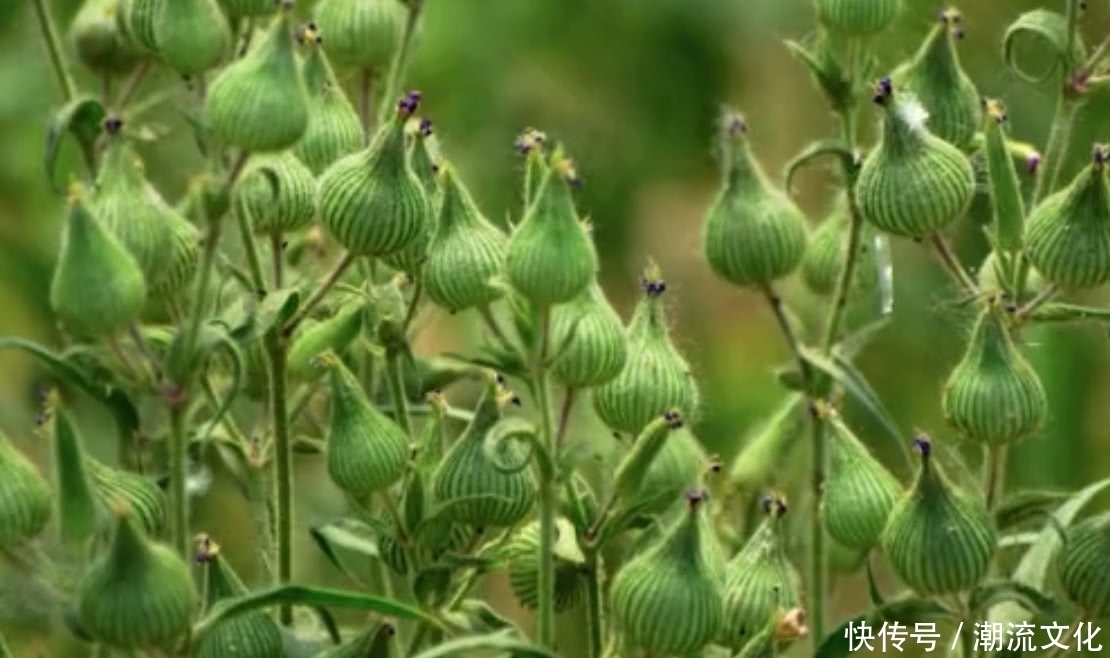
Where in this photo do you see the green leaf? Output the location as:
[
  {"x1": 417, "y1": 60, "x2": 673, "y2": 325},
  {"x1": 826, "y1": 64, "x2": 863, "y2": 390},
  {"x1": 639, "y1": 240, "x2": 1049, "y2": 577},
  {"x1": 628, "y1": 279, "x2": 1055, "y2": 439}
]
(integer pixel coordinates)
[
  {"x1": 970, "y1": 580, "x2": 1057, "y2": 618},
  {"x1": 412, "y1": 566, "x2": 453, "y2": 608},
  {"x1": 44, "y1": 96, "x2": 105, "y2": 192},
  {"x1": 1002, "y1": 10, "x2": 1085, "y2": 84},
  {"x1": 994, "y1": 490, "x2": 1072, "y2": 531},
  {"x1": 815, "y1": 597, "x2": 954, "y2": 658},
  {"x1": 309, "y1": 518, "x2": 384, "y2": 583},
  {"x1": 773, "y1": 365, "x2": 806, "y2": 393},
  {"x1": 726, "y1": 393, "x2": 808, "y2": 489},
  {"x1": 409, "y1": 629, "x2": 561, "y2": 658},
  {"x1": 783, "y1": 38, "x2": 855, "y2": 117},
  {"x1": 256, "y1": 287, "x2": 301, "y2": 336},
  {"x1": 441, "y1": 599, "x2": 523, "y2": 636},
  {"x1": 482, "y1": 416, "x2": 540, "y2": 475},
  {"x1": 783, "y1": 137, "x2": 857, "y2": 197},
  {"x1": 837, "y1": 315, "x2": 892, "y2": 360}
]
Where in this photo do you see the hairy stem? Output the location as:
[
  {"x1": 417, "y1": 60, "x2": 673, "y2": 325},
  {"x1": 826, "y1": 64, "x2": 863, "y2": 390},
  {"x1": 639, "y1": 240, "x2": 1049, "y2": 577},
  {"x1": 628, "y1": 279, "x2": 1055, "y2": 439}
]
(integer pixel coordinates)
[
  {"x1": 168, "y1": 406, "x2": 190, "y2": 558},
  {"x1": 929, "y1": 233, "x2": 978, "y2": 295},
  {"x1": 385, "y1": 350, "x2": 413, "y2": 439},
  {"x1": 247, "y1": 458, "x2": 276, "y2": 583},
  {"x1": 531, "y1": 307, "x2": 558, "y2": 648},
  {"x1": 31, "y1": 0, "x2": 77, "y2": 101},
  {"x1": 761, "y1": 285, "x2": 813, "y2": 382},
  {"x1": 266, "y1": 332, "x2": 294, "y2": 625},
  {"x1": 283, "y1": 251, "x2": 357, "y2": 332}
]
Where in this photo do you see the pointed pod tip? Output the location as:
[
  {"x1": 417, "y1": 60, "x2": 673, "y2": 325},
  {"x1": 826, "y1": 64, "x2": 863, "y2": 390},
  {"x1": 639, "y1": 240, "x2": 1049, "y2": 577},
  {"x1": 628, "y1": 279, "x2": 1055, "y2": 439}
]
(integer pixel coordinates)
[
  {"x1": 662, "y1": 409, "x2": 684, "y2": 429},
  {"x1": 194, "y1": 533, "x2": 220, "y2": 563},
  {"x1": 760, "y1": 493, "x2": 788, "y2": 517},
  {"x1": 983, "y1": 99, "x2": 1007, "y2": 125},
  {"x1": 1093, "y1": 143, "x2": 1109, "y2": 168},
  {"x1": 720, "y1": 108, "x2": 747, "y2": 137},
  {"x1": 295, "y1": 22, "x2": 322, "y2": 46},
  {"x1": 911, "y1": 433, "x2": 932, "y2": 459},
  {"x1": 685, "y1": 488, "x2": 708, "y2": 511},
  {"x1": 103, "y1": 116, "x2": 124, "y2": 135},
  {"x1": 871, "y1": 78, "x2": 894, "y2": 106},
  {"x1": 639, "y1": 262, "x2": 666, "y2": 298},
  {"x1": 514, "y1": 127, "x2": 547, "y2": 156},
  {"x1": 396, "y1": 91, "x2": 422, "y2": 119}
]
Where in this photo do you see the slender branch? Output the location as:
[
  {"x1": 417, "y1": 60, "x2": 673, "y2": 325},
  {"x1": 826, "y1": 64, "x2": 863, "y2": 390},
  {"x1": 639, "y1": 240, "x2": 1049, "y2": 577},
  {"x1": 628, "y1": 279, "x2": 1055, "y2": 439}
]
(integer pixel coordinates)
[
  {"x1": 115, "y1": 61, "x2": 151, "y2": 111},
  {"x1": 554, "y1": 388, "x2": 576, "y2": 450},
  {"x1": 982, "y1": 444, "x2": 1006, "y2": 511},
  {"x1": 531, "y1": 307, "x2": 558, "y2": 648},
  {"x1": 31, "y1": 0, "x2": 77, "y2": 101},
  {"x1": 384, "y1": 350, "x2": 413, "y2": 439},
  {"x1": 403, "y1": 280, "x2": 423, "y2": 332},
  {"x1": 271, "y1": 232, "x2": 284, "y2": 289},
  {"x1": 760, "y1": 285, "x2": 812, "y2": 384},
  {"x1": 1014, "y1": 283, "x2": 1060, "y2": 321},
  {"x1": 376, "y1": 0, "x2": 425, "y2": 124},
  {"x1": 283, "y1": 251, "x2": 357, "y2": 332},
  {"x1": 265, "y1": 331, "x2": 295, "y2": 625},
  {"x1": 929, "y1": 233, "x2": 978, "y2": 295}
]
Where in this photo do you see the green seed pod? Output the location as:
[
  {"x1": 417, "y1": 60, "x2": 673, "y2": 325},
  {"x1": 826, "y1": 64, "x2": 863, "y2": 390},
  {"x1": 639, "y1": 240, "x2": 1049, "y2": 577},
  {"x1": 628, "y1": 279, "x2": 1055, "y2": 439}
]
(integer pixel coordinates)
[
  {"x1": 816, "y1": 0, "x2": 900, "y2": 37},
  {"x1": 88, "y1": 459, "x2": 167, "y2": 537},
  {"x1": 1058, "y1": 512, "x2": 1110, "y2": 619},
  {"x1": 981, "y1": 100, "x2": 1026, "y2": 252},
  {"x1": 234, "y1": 152, "x2": 317, "y2": 235},
  {"x1": 505, "y1": 518, "x2": 586, "y2": 612},
  {"x1": 312, "y1": 0, "x2": 404, "y2": 72},
  {"x1": 880, "y1": 436, "x2": 997, "y2": 595},
  {"x1": 51, "y1": 407, "x2": 101, "y2": 545},
  {"x1": 430, "y1": 376, "x2": 537, "y2": 529},
  {"x1": 50, "y1": 185, "x2": 146, "y2": 339},
  {"x1": 381, "y1": 119, "x2": 440, "y2": 276},
  {"x1": 550, "y1": 279, "x2": 628, "y2": 389},
  {"x1": 70, "y1": 0, "x2": 143, "y2": 75},
  {"x1": 0, "y1": 429, "x2": 52, "y2": 551},
  {"x1": 153, "y1": 0, "x2": 230, "y2": 76},
  {"x1": 217, "y1": 0, "x2": 275, "y2": 21},
  {"x1": 856, "y1": 78, "x2": 975, "y2": 238},
  {"x1": 204, "y1": 5, "x2": 309, "y2": 152},
  {"x1": 800, "y1": 196, "x2": 880, "y2": 297},
  {"x1": 420, "y1": 161, "x2": 508, "y2": 312},
  {"x1": 194, "y1": 536, "x2": 285, "y2": 658},
  {"x1": 322, "y1": 352, "x2": 410, "y2": 502},
  {"x1": 287, "y1": 301, "x2": 364, "y2": 378},
  {"x1": 722, "y1": 496, "x2": 802, "y2": 652},
  {"x1": 293, "y1": 25, "x2": 363, "y2": 175},
  {"x1": 1024, "y1": 144, "x2": 1110, "y2": 290},
  {"x1": 975, "y1": 251, "x2": 1045, "y2": 299},
  {"x1": 312, "y1": 621, "x2": 395, "y2": 658},
  {"x1": 817, "y1": 402, "x2": 902, "y2": 551},
  {"x1": 889, "y1": 10, "x2": 981, "y2": 150},
  {"x1": 594, "y1": 267, "x2": 699, "y2": 435},
  {"x1": 702, "y1": 112, "x2": 809, "y2": 288},
  {"x1": 611, "y1": 491, "x2": 725, "y2": 657},
  {"x1": 505, "y1": 146, "x2": 597, "y2": 307},
  {"x1": 942, "y1": 296, "x2": 1047, "y2": 445},
  {"x1": 154, "y1": 213, "x2": 201, "y2": 296},
  {"x1": 318, "y1": 92, "x2": 429, "y2": 256},
  {"x1": 77, "y1": 507, "x2": 196, "y2": 650},
  {"x1": 116, "y1": 0, "x2": 159, "y2": 54}
]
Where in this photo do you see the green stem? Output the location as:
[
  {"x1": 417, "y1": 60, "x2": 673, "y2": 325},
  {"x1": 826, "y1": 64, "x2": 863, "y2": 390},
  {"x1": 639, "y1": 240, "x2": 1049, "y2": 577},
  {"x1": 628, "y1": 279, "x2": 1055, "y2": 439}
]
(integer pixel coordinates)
[
  {"x1": 584, "y1": 552, "x2": 605, "y2": 658},
  {"x1": 1014, "y1": 283, "x2": 1060, "y2": 321},
  {"x1": 403, "y1": 281, "x2": 423, "y2": 332},
  {"x1": 283, "y1": 251, "x2": 357, "y2": 332},
  {"x1": 761, "y1": 285, "x2": 813, "y2": 382},
  {"x1": 168, "y1": 407, "x2": 190, "y2": 558},
  {"x1": 31, "y1": 0, "x2": 77, "y2": 101},
  {"x1": 531, "y1": 306, "x2": 557, "y2": 648},
  {"x1": 982, "y1": 444, "x2": 1006, "y2": 511},
  {"x1": 384, "y1": 350, "x2": 413, "y2": 439},
  {"x1": 247, "y1": 457, "x2": 276, "y2": 583},
  {"x1": 930, "y1": 233, "x2": 978, "y2": 294},
  {"x1": 266, "y1": 332, "x2": 294, "y2": 626},
  {"x1": 376, "y1": 0, "x2": 425, "y2": 124}
]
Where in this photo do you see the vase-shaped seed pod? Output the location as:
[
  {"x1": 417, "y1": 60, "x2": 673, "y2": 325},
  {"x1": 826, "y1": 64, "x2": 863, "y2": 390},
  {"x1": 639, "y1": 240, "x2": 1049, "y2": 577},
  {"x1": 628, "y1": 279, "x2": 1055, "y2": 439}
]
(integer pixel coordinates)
[
  {"x1": 116, "y1": 0, "x2": 159, "y2": 54},
  {"x1": 154, "y1": 214, "x2": 201, "y2": 297},
  {"x1": 722, "y1": 495, "x2": 802, "y2": 651},
  {"x1": 505, "y1": 146, "x2": 597, "y2": 307},
  {"x1": 880, "y1": 436, "x2": 997, "y2": 595},
  {"x1": 889, "y1": 10, "x2": 982, "y2": 150},
  {"x1": 0, "y1": 430, "x2": 52, "y2": 551},
  {"x1": 313, "y1": 0, "x2": 404, "y2": 72},
  {"x1": 634, "y1": 425, "x2": 708, "y2": 516},
  {"x1": 153, "y1": 0, "x2": 229, "y2": 76},
  {"x1": 88, "y1": 459, "x2": 166, "y2": 537},
  {"x1": 801, "y1": 195, "x2": 880, "y2": 297},
  {"x1": 611, "y1": 490, "x2": 725, "y2": 657},
  {"x1": 50, "y1": 185, "x2": 146, "y2": 340},
  {"x1": 313, "y1": 622, "x2": 395, "y2": 658},
  {"x1": 234, "y1": 152, "x2": 317, "y2": 235},
  {"x1": 942, "y1": 296, "x2": 1047, "y2": 445},
  {"x1": 819, "y1": 403, "x2": 902, "y2": 551},
  {"x1": 856, "y1": 78, "x2": 975, "y2": 238},
  {"x1": 702, "y1": 112, "x2": 809, "y2": 288},
  {"x1": 293, "y1": 24, "x2": 363, "y2": 175},
  {"x1": 287, "y1": 301, "x2": 364, "y2": 378},
  {"x1": 382, "y1": 118, "x2": 440, "y2": 276},
  {"x1": 204, "y1": 4, "x2": 308, "y2": 152},
  {"x1": 77, "y1": 506, "x2": 196, "y2": 650},
  {"x1": 431, "y1": 376, "x2": 537, "y2": 529},
  {"x1": 504, "y1": 517, "x2": 586, "y2": 612},
  {"x1": 194, "y1": 536, "x2": 284, "y2": 658},
  {"x1": 318, "y1": 92, "x2": 429, "y2": 256},
  {"x1": 420, "y1": 161, "x2": 508, "y2": 312},
  {"x1": 976, "y1": 251, "x2": 1045, "y2": 300},
  {"x1": 550, "y1": 279, "x2": 628, "y2": 389},
  {"x1": 1058, "y1": 512, "x2": 1110, "y2": 619},
  {"x1": 322, "y1": 352, "x2": 409, "y2": 502},
  {"x1": 816, "y1": 0, "x2": 900, "y2": 37},
  {"x1": 594, "y1": 268, "x2": 699, "y2": 435},
  {"x1": 70, "y1": 0, "x2": 143, "y2": 75},
  {"x1": 218, "y1": 0, "x2": 275, "y2": 21},
  {"x1": 1024, "y1": 144, "x2": 1110, "y2": 290}
]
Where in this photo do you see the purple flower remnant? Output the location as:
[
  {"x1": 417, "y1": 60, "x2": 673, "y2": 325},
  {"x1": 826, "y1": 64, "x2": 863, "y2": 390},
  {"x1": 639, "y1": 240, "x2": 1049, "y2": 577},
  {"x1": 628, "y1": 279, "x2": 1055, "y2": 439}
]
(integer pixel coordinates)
[{"x1": 397, "y1": 91, "x2": 422, "y2": 118}]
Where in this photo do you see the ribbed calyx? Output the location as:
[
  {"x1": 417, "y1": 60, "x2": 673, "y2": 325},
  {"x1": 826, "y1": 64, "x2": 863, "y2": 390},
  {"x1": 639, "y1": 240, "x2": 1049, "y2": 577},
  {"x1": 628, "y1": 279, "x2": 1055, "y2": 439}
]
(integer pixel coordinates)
[
  {"x1": 942, "y1": 296, "x2": 1046, "y2": 445},
  {"x1": 976, "y1": 251, "x2": 1045, "y2": 299},
  {"x1": 235, "y1": 151, "x2": 316, "y2": 235},
  {"x1": 505, "y1": 518, "x2": 586, "y2": 612},
  {"x1": 611, "y1": 490, "x2": 725, "y2": 657},
  {"x1": 1058, "y1": 512, "x2": 1110, "y2": 619},
  {"x1": 382, "y1": 118, "x2": 441, "y2": 276},
  {"x1": 816, "y1": 0, "x2": 901, "y2": 37},
  {"x1": 856, "y1": 78, "x2": 976, "y2": 238},
  {"x1": 594, "y1": 266, "x2": 699, "y2": 434},
  {"x1": 1024, "y1": 144, "x2": 1110, "y2": 290},
  {"x1": 801, "y1": 194, "x2": 880, "y2": 297},
  {"x1": 313, "y1": 0, "x2": 405, "y2": 71},
  {"x1": 70, "y1": 0, "x2": 143, "y2": 76},
  {"x1": 194, "y1": 535, "x2": 284, "y2": 658},
  {"x1": 116, "y1": 0, "x2": 160, "y2": 54},
  {"x1": 154, "y1": 211, "x2": 201, "y2": 297},
  {"x1": 549, "y1": 279, "x2": 629, "y2": 389},
  {"x1": 880, "y1": 435, "x2": 997, "y2": 595},
  {"x1": 0, "y1": 429, "x2": 52, "y2": 551},
  {"x1": 634, "y1": 425, "x2": 709, "y2": 516},
  {"x1": 88, "y1": 459, "x2": 167, "y2": 537},
  {"x1": 702, "y1": 111, "x2": 809, "y2": 288},
  {"x1": 287, "y1": 301, "x2": 365, "y2": 379},
  {"x1": 153, "y1": 0, "x2": 230, "y2": 76},
  {"x1": 293, "y1": 23, "x2": 363, "y2": 175}
]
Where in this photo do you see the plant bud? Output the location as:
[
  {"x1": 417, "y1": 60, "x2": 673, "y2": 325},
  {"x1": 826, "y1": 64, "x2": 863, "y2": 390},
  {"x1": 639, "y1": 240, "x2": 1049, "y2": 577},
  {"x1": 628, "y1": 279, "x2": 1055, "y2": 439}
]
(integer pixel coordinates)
[
  {"x1": 816, "y1": 0, "x2": 900, "y2": 37},
  {"x1": 976, "y1": 251, "x2": 1045, "y2": 299},
  {"x1": 550, "y1": 279, "x2": 628, "y2": 389},
  {"x1": 702, "y1": 112, "x2": 809, "y2": 288},
  {"x1": 420, "y1": 162, "x2": 508, "y2": 312},
  {"x1": 89, "y1": 459, "x2": 167, "y2": 537},
  {"x1": 856, "y1": 79, "x2": 975, "y2": 238},
  {"x1": 430, "y1": 376, "x2": 537, "y2": 528},
  {"x1": 293, "y1": 24, "x2": 363, "y2": 175},
  {"x1": 217, "y1": 0, "x2": 275, "y2": 21},
  {"x1": 70, "y1": 0, "x2": 143, "y2": 75},
  {"x1": 313, "y1": 621, "x2": 396, "y2": 658},
  {"x1": 889, "y1": 9, "x2": 981, "y2": 150},
  {"x1": 322, "y1": 352, "x2": 409, "y2": 502},
  {"x1": 234, "y1": 151, "x2": 316, "y2": 235},
  {"x1": 880, "y1": 436, "x2": 997, "y2": 595},
  {"x1": 313, "y1": 0, "x2": 404, "y2": 71},
  {"x1": 0, "y1": 429, "x2": 52, "y2": 551},
  {"x1": 505, "y1": 146, "x2": 597, "y2": 307},
  {"x1": 318, "y1": 92, "x2": 429, "y2": 256},
  {"x1": 77, "y1": 507, "x2": 196, "y2": 649},
  {"x1": 1024, "y1": 144, "x2": 1110, "y2": 290},
  {"x1": 116, "y1": 0, "x2": 159, "y2": 54},
  {"x1": 594, "y1": 267, "x2": 699, "y2": 435},
  {"x1": 504, "y1": 518, "x2": 586, "y2": 612},
  {"x1": 194, "y1": 536, "x2": 284, "y2": 658},
  {"x1": 50, "y1": 185, "x2": 146, "y2": 339},
  {"x1": 801, "y1": 195, "x2": 880, "y2": 297},
  {"x1": 381, "y1": 118, "x2": 440, "y2": 276},
  {"x1": 153, "y1": 0, "x2": 230, "y2": 76},
  {"x1": 154, "y1": 213, "x2": 202, "y2": 296},
  {"x1": 942, "y1": 296, "x2": 1047, "y2": 445},
  {"x1": 611, "y1": 491, "x2": 725, "y2": 657},
  {"x1": 1057, "y1": 512, "x2": 1110, "y2": 619},
  {"x1": 287, "y1": 301, "x2": 364, "y2": 378}
]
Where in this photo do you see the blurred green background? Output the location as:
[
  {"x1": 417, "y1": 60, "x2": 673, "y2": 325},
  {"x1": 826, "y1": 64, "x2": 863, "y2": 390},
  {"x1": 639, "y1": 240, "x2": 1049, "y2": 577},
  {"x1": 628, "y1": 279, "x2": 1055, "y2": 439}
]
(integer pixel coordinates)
[{"x1": 3, "y1": 0, "x2": 1110, "y2": 655}]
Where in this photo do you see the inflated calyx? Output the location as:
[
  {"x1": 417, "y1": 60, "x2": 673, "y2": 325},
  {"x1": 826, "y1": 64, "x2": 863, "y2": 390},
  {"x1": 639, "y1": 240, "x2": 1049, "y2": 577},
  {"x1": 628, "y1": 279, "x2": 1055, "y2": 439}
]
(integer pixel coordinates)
[
  {"x1": 89, "y1": 459, "x2": 167, "y2": 537},
  {"x1": 420, "y1": 160, "x2": 508, "y2": 312},
  {"x1": 889, "y1": 9, "x2": 981, "y2": 150},
  {"x1": 634, "y1": 424, "x2": 708, "y2": 516},
  {"x1": 1024, "y1": 144, "x2": 1110, "y2": 290},
  {"x1": 155, "y1": 211, "x2": 201, "y2": 297},
  {"x1": 287, "y1": 301, "x2": 364, "y2": 378},
  {"x1": 153, "y1": 0, "x2": 230, "y2": 76},
  {"x1": 70, "y1": 0, "x2": 143, "y2": 75},
  {"x1": 77, "y1": 506, "x2": 196, "y2": 650},
  {"x1": 594, "y1": 267, "x2": 699, "y2": 435},
  {"x1": 194, "y1": 536, "x2": 284, "y2": 658},
  {"x1": 1058, "y1": 512, "x2": 1110, "y2": 619},
  {"x1": 313, "y1": 0, "x2": 404, "y2": 72},
  {"x1": 505, "y1": 517, "x2": 586, "y2": 612},
  {"x1": 880, "y1": 435, "x2": 996, "y2": 595},
  {"x1": 50, "y1": 184, "x2": 146, "y2": 339},
  {"x1": 549, "y1": 279, "x2": 628, "y2": 389},
  {"x1": 382, "y1": 118, "x2": 441, "y2": 276},
  {"x1": 976, "y1": 251, "x2": 1044, "y2": 299},
  {"x1": 204, "y1": 2, "x2": 309, "y2": 152},
  {"x1": 318, "y1": 91, "x2": 429, "y2": 256},
  {"x1": 702, "y1": 111, "x2": 808, "y2": 288},
  {"x1": 313, "y1": 622, "x2": 395, "y2": 658},
  {"x1": 293, "y1": 23, "x2": 363, "y2": 175},
  {"x1": 115, "y1": 0, "x2": 159, "y2": 54},
  {"x1": 816, "y1": 0, "x2": 900, "y2": 37},
  {"x1": 942, "y1": 295, "x2": 1046, "y2": 445},
  {"x1": 856, "y1": 78, "x2": 975, "y2": 238},
  {"x1": 611, "y1": 490, "x2": 725, "y2": 657},
  {"x1": 234, "y1": 151, "x2": 316, "y2": 235},
  {"x1": 0, "y1": 429, "x2": 52, "y2": 551},
  {"x1": 801, "y1": 194, "x2": 880, "y2": 297}
]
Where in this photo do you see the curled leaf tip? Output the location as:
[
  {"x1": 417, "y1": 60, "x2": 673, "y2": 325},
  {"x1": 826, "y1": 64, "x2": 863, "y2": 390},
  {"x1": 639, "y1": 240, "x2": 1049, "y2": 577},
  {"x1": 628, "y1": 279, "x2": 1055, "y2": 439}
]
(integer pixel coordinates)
[
  {"x1": 514, "y1": 127, "x2": 546, "y2": 155},
  {"x1": 911, "y1": 434, "x2": 932, "y2": 458}
]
